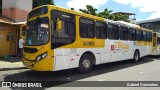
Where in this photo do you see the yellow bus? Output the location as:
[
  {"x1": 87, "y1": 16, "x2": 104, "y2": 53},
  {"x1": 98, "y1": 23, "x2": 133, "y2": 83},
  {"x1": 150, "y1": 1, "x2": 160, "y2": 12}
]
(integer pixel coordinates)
[
  {"x1": 151, "y1": 32, "x2": 160, "y2": 55},
  {"x1": 22, "y1": 5, "x2": 153, "y2": 73},
  {"x1": 20, "y1": 24, "x2": 27, "y2": 38}
]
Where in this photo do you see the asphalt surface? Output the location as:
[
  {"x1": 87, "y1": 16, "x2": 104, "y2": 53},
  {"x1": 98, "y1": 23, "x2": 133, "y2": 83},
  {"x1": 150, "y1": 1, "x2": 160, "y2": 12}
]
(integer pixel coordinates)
[{"x1": 0, "y1": 56, "x2": 160, "y2": 90}]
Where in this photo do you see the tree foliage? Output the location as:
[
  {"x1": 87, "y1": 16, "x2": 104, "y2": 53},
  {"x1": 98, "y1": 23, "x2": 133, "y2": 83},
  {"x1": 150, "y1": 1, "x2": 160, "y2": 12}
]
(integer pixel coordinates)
[
  {"x1": 79, "y1": 5, "x2": 130, "y2": 22},
  {"x1": 79, "y1": 5, "x2": 97, "y2": 16},
  {"x1": 114, "y1": 14, "x2": 130, "y2": 22},
  {"x1": 33, "y1": 0, "x2": 54, "y2": 8},
  {"x1": 98, "y1": 8, "x2": 114, "y2": 20}
]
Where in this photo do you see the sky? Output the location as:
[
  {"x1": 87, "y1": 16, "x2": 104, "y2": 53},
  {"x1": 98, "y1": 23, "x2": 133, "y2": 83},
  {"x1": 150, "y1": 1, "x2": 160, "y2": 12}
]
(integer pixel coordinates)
[{"x1": 54, "y1": 0, "x2": 160, "y2": 22}]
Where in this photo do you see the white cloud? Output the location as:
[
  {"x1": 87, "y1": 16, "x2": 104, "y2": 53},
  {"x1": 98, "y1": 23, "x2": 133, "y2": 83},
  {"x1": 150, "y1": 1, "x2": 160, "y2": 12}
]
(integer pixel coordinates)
[
  {"x1": 66, "y1": 0, "x2": 108, "y2": 10},
  {"x1": 113, "y1": 0, "x2": 160, "y2": 20},
  {"x1": 147, "y1": 12, "x2": 160, "y2": 20}
]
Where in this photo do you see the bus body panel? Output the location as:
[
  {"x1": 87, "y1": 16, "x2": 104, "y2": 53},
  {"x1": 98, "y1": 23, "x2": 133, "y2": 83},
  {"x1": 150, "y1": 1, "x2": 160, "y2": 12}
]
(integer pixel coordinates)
[{"x1": 53, "y1": 39, "x2": 153, "y2": 71}]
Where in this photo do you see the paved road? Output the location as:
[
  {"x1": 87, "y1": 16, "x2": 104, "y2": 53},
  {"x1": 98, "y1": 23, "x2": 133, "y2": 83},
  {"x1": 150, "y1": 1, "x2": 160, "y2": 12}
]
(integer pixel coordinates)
[{"x1": 0, "y1": 56, "x2": 160, "y2": 90}]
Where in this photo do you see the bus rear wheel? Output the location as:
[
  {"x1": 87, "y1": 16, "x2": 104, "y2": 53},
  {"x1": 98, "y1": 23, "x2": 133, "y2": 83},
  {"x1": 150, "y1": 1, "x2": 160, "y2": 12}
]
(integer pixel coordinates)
[
  {"x1": 78, "y1": 54, "x2": 93, "y2": 73},
  {"x1": 132, "y1": 51, "x2": 139, "y2": 62}
]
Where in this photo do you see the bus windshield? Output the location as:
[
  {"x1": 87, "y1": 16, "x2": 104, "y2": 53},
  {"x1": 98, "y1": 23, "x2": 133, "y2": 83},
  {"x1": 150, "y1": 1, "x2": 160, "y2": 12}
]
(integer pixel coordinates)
[{"x1": 25, "y1": 17, "x2": 49, "y2": 46}]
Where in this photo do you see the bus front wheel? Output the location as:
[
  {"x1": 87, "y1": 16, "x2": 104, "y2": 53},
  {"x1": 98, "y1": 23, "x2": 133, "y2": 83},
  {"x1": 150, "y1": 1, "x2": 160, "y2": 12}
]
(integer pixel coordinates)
[
  {"x1": 78, "y1": 54, "x2": 93, "y2": 73},
  {"x1": 132, "y1": 51, "x2": 140, "y2": 62}
]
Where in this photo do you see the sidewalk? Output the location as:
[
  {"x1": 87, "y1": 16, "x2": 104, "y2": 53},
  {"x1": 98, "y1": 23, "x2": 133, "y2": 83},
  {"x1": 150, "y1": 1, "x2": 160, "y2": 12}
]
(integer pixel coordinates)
[{"x1": 0, "y1": 57, "x2": 27, "y2": 71}]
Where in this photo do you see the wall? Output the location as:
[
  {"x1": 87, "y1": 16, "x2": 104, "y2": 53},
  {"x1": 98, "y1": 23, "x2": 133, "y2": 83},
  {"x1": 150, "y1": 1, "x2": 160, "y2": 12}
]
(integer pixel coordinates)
[
  {"x1": 139, "y1": 21, "x2": 160, "y2": 32},
  {"x1": 0, "y1": 23, "x2": 19, "y2": 57},
  {"x1": 2, "y1": 0, "x2": 32, "y2": 22},
  {"x1": 2, "y1": 0, "x2": 16, "y2": 20},
  {"x1": 15, "y1": 0, "x2": 32, "y2": 22}
]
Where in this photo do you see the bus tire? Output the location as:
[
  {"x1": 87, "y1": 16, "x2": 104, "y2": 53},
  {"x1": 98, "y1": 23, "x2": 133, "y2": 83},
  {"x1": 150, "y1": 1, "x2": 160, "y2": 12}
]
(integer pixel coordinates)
[
  {"x1": 132, "y1": 51, "x2": 139, "y2": 62},
  {"x1": 78, "y1": 54, "x2": 93, "y2": 73}
]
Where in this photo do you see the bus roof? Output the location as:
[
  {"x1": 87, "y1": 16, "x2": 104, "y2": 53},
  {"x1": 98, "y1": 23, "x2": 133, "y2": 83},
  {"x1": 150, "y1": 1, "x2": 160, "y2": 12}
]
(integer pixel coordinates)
[
  {"x1": 31, "y1": 5, "x2": 153, "y2": 33},
  {"x1": 31, "y1": 5, "x2": 105, "y2": 21},
  {"x1": 104, "y1": 19, "x2": 118, "y2": 25},
  {"x1": 116, "y1": 21, "x2": 140, "y2": 28}
]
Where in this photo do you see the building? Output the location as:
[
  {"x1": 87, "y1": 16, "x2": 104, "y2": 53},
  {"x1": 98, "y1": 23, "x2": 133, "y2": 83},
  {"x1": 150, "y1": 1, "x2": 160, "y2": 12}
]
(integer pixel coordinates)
[
  {"x1": 0, "y1": 0, "x2": 32, "y2": 57},
  {"x1": 137, "y1": 18, "x2": 160, "y2": 32},
  {"x1": 2, "y1": 0, "x2": 32, "y2": 22},
  {"x1": 113, "y1": 12, "x2": 136, "y2": 24}
]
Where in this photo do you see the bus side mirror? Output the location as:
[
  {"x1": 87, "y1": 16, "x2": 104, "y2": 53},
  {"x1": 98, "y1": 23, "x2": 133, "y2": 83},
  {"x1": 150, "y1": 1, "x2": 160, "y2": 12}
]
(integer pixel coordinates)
[{"x1": 57, "y1": 19, "x2": 62, "y2": 30}]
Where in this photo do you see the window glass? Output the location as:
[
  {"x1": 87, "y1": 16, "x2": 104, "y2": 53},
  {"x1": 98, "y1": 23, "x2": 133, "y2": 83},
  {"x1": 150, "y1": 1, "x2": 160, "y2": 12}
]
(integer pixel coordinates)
[
  {"x1": 146, "y1": 32, "x2": 150, "y2": 41},
  {"x1": 128, "y1": 28, "x2": 136, "y2": 41},
  {"x1": 51, "y1": 10, "x2": 76, "y2": 49},
  {"x1": 29, "y1": 6, "x2": 48, "y2": 19},
  {"x1": 120, "y1": 26, "x2": 128, "y2": 40},
  {"x1": 96, "y1": 22, "x2": 107, "y2": 39},
  {"x1": 143, "y1": 31, "x2": 147, "y2": 41},
  {"x1": 53, "y1": 20, "x2": 75, "y2": 38},
  {"x1": 108, "y1": 24, "x2": 119, "y2": 40},
  {"x1": 136, "y1": 30, "x2": 143, "y2": 41},
  {"x1": 51, "y1": 11, "x2": 75, "y2": 39},
  {"x1": 80, "y1": 18, "x2": 95, "y2": 38},
  {"x1": 25, "y1": 17, "x2": 49, "y2": 46}
]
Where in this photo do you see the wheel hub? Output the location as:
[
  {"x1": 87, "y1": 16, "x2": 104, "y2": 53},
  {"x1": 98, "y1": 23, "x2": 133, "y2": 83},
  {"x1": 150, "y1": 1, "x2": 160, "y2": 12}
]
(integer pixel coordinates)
[{"x1": 82, "y1": 59, "x2": 90, "y2": 69}]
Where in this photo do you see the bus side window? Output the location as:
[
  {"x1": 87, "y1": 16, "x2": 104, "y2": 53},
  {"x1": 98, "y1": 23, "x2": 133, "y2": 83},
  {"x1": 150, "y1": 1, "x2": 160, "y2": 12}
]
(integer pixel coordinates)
[
  {"x1": 80, "y1": 18, "x2": 95, "y2": 38},
  {"x1": 120, "y1": 26, "x2": 128, "y2": 40},
  {"x1": 128, "y1": 28, "x2": 136, "y2": 41},
  {"x1": 146, "y1": 32, "x2": 149, "y2": 41},
  {"x1": 108, "y1": 24, "x2": 119, "y2": 40},
  {"x1": 51, "y1": 10, "x2": 76, "y2": 49},
  {"x1": 141, "y1": 31, "x2": 143, "y2": 41},
  {"x1": 96, "y1": 21, "x2": 107, "y2": 39},
  {"x1": 51, "y1": 10, "x2": 75, "y2": 39},
  {"x1": 143, "y1": 31, "x2": 147, "y2": 41},
  {"x1": 136, "y1": 30, "x2": 143, "y2": 41}
]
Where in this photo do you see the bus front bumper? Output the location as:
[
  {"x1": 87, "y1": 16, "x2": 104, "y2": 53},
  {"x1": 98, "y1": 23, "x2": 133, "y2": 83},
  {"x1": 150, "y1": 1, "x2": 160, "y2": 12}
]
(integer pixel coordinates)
[{"x1": 22, "y1": 57, "x2": 53, "y2": 71}]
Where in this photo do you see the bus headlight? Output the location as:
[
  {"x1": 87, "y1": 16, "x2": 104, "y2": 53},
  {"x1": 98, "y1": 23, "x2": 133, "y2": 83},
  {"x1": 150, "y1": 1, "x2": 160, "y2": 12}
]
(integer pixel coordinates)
[
  {"x1": 36, "y1": 52, "x2": 48, "y2": 62},
  {"x1": 36, "y1": 56, "x2": 42, "y2": 62},
  {"x1": 42, "y1": 52, "x2": 47, "y2": 58}
]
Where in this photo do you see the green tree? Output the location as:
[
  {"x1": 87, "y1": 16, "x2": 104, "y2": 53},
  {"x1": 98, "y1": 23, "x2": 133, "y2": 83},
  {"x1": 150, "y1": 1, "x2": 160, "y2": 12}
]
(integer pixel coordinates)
[
  {"x1": 33, "y1": 0, "x2": 54, "y2": 9},
  {"x1": 79, "y1": 5, "x2": 130, "y2": 22},
  {"x1": 114, "y1": 14, "x2": 130, "y2": 22},
  {"x1": 79, "y1": 5, "x2": 97, "y2": 16},
  {"x1": 98, "y1": 8, "x2": 114, "y2": 20}
]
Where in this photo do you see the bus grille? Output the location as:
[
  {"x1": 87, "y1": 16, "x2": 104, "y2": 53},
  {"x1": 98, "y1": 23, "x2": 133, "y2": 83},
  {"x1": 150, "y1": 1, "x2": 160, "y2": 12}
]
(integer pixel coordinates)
[{"x1": 23, "y1": 47, "x2": 38, "y2": 53}]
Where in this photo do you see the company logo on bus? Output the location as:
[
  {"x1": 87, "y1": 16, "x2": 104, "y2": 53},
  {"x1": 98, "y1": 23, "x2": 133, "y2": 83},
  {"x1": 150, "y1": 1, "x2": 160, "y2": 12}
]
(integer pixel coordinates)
[{"x1": 115, "y1": 42, "x2": 129, "y2": 50}]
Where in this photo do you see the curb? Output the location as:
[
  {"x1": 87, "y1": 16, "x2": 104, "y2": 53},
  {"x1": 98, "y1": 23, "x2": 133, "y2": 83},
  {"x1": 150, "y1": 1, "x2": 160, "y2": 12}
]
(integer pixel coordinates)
[{"x1": 0, "y1": 67, "x2": 27, "y2": 71}]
